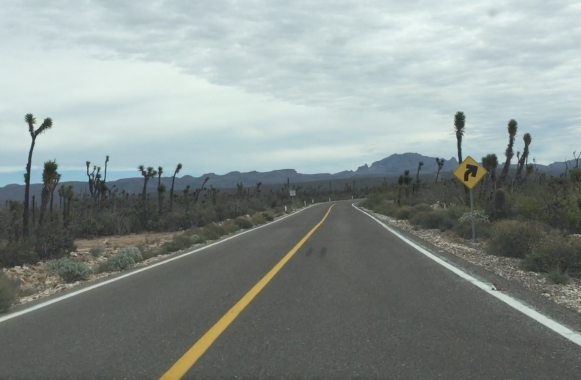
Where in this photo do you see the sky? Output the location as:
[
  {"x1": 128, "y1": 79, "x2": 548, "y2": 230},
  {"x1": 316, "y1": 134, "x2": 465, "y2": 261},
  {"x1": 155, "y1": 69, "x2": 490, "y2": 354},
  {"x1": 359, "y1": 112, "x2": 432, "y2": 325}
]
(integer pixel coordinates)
[{"x1": 1, "y1": 0, "x2": 580, "y2": 186}]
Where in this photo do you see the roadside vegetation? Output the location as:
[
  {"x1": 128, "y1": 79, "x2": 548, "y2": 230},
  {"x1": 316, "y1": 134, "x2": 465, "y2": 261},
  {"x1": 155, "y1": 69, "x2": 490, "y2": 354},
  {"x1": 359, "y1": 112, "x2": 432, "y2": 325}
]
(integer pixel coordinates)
[
  {"x1": 0, "y1": 113, "x2": 367, "y2": 312},
  {"x1": 362, "y1": 112, "x2": 581, "y2": 286}
]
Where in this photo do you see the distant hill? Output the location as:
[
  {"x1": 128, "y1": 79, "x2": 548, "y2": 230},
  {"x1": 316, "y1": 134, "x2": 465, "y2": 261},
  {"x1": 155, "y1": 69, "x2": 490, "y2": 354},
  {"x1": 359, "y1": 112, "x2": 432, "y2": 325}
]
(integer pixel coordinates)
[{"x1": 0, "y1": 153, "x2": 572, "y2": 203}]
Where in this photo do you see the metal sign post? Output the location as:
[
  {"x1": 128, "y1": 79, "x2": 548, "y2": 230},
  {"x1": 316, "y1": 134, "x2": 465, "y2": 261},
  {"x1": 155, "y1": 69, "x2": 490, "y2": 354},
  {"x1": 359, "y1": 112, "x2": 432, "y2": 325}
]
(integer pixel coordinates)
[{"x1": 453, "y1": 156, "x2": 487, "y2": 243}]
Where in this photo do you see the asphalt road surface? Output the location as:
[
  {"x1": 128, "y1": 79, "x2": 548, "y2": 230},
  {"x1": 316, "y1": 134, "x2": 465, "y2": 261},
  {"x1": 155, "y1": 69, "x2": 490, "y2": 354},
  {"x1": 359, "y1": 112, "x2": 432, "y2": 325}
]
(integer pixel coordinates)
[{"x1": 1, "y1": 201, "x2": 581, "y2": 379}]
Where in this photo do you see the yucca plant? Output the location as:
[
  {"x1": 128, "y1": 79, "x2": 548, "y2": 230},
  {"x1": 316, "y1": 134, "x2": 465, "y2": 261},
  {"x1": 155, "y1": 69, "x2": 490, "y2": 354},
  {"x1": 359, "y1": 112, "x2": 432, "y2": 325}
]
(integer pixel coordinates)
[
  {"x1": 499, "y1": 119, "x2": 518, "y2": 184},
  {"x1": 435, "y1": 158, "x2": 445, "y2": 182},
  {"x1": 38, "y1": 160, "x2": 59, "y2": 228},
  {"x1": 515, "y1": 133, "x2": 532, "y2": 180},
  {"x1": 170, "y1": 163, "x2": 182, "y2": 211},
  {"x1": 23, "y1": 113, "x2": 53, "y2": 236},
  {"x1": 482, "y1": 154, "x2": 499, "y2": 184},
  {"x1": 454, "y1": 112, "x2": 465, "y2": 164}
]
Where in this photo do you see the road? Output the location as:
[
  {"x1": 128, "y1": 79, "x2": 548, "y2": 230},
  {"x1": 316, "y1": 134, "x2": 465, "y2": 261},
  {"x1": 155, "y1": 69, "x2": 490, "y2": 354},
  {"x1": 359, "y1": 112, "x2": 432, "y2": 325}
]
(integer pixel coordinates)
[{"x1": 1, "y1": 201, "x2": 581, "y2": 379}]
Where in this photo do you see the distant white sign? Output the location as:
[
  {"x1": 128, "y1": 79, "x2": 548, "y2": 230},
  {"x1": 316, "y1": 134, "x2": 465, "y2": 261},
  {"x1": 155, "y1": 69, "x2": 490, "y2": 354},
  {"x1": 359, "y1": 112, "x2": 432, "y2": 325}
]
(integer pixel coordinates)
[{"x1": 289, "y1": 190, "x2": 296, "y2": 197}]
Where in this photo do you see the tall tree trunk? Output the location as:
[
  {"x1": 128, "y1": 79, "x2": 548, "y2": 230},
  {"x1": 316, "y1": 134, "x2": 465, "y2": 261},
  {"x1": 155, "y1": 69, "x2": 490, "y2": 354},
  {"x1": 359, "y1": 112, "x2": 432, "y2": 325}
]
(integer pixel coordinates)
[
  {"x1": 32, "y1": 195, "x2": 36, "y2": 229},
  {"x1": 38, "y1": 187, "x2": 50, "y2": 229},
  {"x1": 23, "y1": 138, "x2": 36, "y2": 236},
  {"x1": 170, "y1": 174, "x2": 177, "y2": 211}
]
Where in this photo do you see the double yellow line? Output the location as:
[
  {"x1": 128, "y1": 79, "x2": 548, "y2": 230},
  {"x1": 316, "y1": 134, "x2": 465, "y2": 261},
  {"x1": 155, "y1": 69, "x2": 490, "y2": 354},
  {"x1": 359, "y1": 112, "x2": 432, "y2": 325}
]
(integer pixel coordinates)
[{"x1": 159, "y1": 204, "x2": 336, "y2": 380}]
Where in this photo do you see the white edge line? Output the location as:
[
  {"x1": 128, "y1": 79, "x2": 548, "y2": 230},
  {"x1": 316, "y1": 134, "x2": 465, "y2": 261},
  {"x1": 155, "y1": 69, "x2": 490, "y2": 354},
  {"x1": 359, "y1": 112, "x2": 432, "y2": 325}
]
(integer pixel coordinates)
[
  {"x1": 352, "y1": 202, "x2": 581, "y2": 347},
  {"x1": 0, "y1": 204, "x2": 320, "y2": 324}
]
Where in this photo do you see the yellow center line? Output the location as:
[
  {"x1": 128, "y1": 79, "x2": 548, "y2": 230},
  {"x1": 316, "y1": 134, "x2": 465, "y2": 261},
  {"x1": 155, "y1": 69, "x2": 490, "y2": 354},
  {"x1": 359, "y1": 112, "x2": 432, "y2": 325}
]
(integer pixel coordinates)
[{"x1": 159, "y1": 204, "x2": 336, "y2": 380}]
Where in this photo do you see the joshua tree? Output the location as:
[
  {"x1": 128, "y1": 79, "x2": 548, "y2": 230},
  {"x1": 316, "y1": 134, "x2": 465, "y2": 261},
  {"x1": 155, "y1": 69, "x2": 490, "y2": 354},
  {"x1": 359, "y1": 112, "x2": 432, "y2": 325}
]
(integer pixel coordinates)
[
  {"x1": 139, "y1": 165, "x2": 158, "y2": 199},
  {"x1": 38, "y1": 160, "x2": 59, "y2": 228},
  {"x1": 482, "y1": 154, "x2": 499, "y2": 184},
  {"x1": 103, "y1": 155, "x2": 110, "y2": 183},
  {"x1": 416, "y1": 161, "x2": 424, "y2": 182},
  {"x1": 573, "y1": 151, "x2": 581, "y2": 169},
  {"x1": 138, "y1": 165, "x2": 158, "y2": 223},
  {"x1": 49, "y1": 173, "x2": 61, "y2": 221},
  {"x1": 157, "y1": 166, "x2": 164, "y2": 215},
  {"x1": 170, "y1": 163, "x2": 182, "y2": 211},
  {"x1": 515, "y1": 133, "x2": 532, "y2": 180},
  {"x1": 435, "y1": 158, "x2": 445, "y2": 182},
  {"x1": 23, "y1": 113, "x2": 53, "y2": 236},
  {"x1": 499, "y1": 119, "x2": 518, "y2": 184},
  {"x1": 454, "y1": 112, "x2": 466, "y2": 165}
]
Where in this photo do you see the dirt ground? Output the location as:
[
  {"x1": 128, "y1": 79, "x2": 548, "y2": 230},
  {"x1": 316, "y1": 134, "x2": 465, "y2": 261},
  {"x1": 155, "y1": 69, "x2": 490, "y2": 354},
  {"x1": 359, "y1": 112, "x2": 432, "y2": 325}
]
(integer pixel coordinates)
[{"x1": 74, "y1": 231, "x2": 179, "y2": 250}]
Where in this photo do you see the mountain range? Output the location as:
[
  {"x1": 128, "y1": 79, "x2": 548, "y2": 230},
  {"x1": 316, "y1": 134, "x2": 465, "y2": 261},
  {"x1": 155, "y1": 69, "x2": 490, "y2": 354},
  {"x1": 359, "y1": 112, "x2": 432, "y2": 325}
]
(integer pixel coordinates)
[{"x1": 0, "y1": 153, "x2": 575, "y2": 203}]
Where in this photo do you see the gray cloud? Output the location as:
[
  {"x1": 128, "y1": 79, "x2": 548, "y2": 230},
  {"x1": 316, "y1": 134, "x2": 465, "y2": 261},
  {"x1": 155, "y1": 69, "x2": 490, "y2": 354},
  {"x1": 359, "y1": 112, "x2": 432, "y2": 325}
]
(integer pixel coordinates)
[{"x1": 1, "y1": 0, "x2": 580, "y2": 185}]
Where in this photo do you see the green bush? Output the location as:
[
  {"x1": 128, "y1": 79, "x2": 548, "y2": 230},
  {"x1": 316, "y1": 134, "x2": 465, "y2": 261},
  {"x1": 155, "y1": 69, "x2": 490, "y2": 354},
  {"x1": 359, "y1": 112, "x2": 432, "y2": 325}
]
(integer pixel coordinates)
[
  {"x1": 0, "y1": 272, "x2": 16, "y2": 313},
  {"x1": 394, "y1": 206, "x2": 412, "y2": 220},
  {"x1": 162, "y1": 235, "x2": 193, "y2": 253},
  {"x1": 410, "y1": 211, "x2": 451, "y2": 230},
  {"x1": 35, "y1": 223, "x2": 77, "y2": 260},
  {"x1": 522, "y1": 234, "x2": 581, "y2": 275},
  {"x1": 200, "y1": 224, "x2": 227, "y2": 241},
  {"x1": 263, "y1": 212, "x2": 274, "y2": 222},
  {"x1": 94, "y1": 261, "x2": 109, "y2": 274},
  {"x1": 107, "y1": 252, "x2": 136, "y2": 271},
  {"x1": 116, "y1": 247, "x2": 143, "y2": 262},
  {"x1": 46, "y1": 258, "x2": 92, "y2": 283},
  {"x1": 486, "y1": 220, "x2": 546, "y2": 258},
  {"x1": 0, "y1": 240, "x2": 39, "y2": 268},
  {"x1": 547, "y1": 268, "x2": 569, "y2": 284},
  {"x1": 234, "y1": 218, "x2": 253, "y2": 229},
  {"x1": 251, "y1": 214, "x2": 267, "y2": 225},
  {"x1": 453, "y1": 221, "x2": 491, "y2": 240},
  {"x1": 90, "y1": 247, "x2": 105, "y2": 257},
  {"x1": 361, "y1": 193, "x2": 384, "y2": 209},
  {"x1": 374, "y1": 202, "x2": 397, "y2": 217},
  {"x1": 411, "y1": 203, "x2": 433, "y2": 214},
  {"x1": 190, "y1": 234, "x2": 203, "y2": 244}
]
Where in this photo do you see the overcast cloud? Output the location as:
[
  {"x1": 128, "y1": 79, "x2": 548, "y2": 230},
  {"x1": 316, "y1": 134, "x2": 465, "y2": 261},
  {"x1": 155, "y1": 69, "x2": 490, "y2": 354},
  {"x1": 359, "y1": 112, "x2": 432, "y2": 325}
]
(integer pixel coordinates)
[{"x1": 1, "y1": 0, "x2": 580, "y2": 186}]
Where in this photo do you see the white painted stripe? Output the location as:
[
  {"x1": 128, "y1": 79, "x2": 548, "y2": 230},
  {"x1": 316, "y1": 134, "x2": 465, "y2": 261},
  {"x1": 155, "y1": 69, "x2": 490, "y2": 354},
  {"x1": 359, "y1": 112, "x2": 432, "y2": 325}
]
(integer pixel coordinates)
[
  {"x1": 0, "y1": 205, "x2": 320, "y2": 324},
  {"x1": 352, "y1": 203, "x2": 581, "y2": 347}
]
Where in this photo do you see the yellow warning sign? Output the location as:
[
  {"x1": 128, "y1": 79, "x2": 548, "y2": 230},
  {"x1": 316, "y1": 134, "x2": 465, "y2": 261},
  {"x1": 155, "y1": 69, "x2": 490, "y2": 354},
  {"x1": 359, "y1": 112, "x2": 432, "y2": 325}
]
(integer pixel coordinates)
[{"x1": 453, "y1": 156, "x2": 487, "y2": 190}]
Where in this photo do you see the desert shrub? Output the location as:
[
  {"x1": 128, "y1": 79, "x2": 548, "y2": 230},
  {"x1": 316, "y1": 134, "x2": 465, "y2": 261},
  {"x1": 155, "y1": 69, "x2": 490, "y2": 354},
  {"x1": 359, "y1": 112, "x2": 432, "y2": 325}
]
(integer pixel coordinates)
[
  {"x1": 522, "y1": 234, "x2": 581, "y2": 275},
  {"x1": 547, "y1": 268, "x2": 569, "y2": 284},
  {"x1": 410, "y1": 211, "x2": 451, "y2": 230},
  {"x1": 411, "y1": 203, "x2": 433, "y2": 214},
  {"x1": 361, "y1": 193, "x2": 384, "y2": 209},
  {"x1": 94, "y1": 261, "x2": 109, "y2": 274},
  {"x1": 222, "y1": 222, "x2": 239, "y2": 235},
  {"x1": 263, "y1": 212, "x2": 274, "y2": 222},
  {"x1": 0, "y1": 240, "x2": 39, "y2": 268},
  {"x1": 251, "y1": 213, "x2": 267, "y2": 226},
  {"x1": 162, "y1": 235, "x2": 193, "y2": 253},
  {"x1": 46, "y1": 258, "x2": 92, "y2": 283},
  {"x1": 35, "y1": 224, "x2": 76, "y2": 261},
  {"x1": 234, "y1": 218, "x2": 253, "y2": 229},
  {"x1": 453, "y1": 221, "x2": 491, "y2": 240},
  {"x1": 394, "y1": 206, "x2": 412, "y2": 220},
  {"x1": 486, "y1": 220, "x2": 547, "y2": 258},
  {"x1": 116, "y1": 247, "x2": 143, "y2": 262},
  {"x1": 90, "y1": 247, "x2": 105, "y2": 257},
  {"x1": 199, "y1": 224, "x2": 227, "y2": 241},
  {"x1": 107, "y1": 251, "x2": 136, "y2": 271},
  {"x1": 374, "y1": 202, "x2": 397, "y2": 217},
  {"x1": 190, "y1": 234, "x2": 203, "y2": 244},
  {"x1": 0, "y1": 272, "x2": 16, "y2": 313}
]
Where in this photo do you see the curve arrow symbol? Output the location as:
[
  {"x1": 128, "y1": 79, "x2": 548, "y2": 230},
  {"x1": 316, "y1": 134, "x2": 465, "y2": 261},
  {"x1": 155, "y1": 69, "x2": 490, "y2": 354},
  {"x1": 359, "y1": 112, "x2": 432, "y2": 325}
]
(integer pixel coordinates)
[{"x1": 464, "y1": 164, "x2": 478, "y2": 181}]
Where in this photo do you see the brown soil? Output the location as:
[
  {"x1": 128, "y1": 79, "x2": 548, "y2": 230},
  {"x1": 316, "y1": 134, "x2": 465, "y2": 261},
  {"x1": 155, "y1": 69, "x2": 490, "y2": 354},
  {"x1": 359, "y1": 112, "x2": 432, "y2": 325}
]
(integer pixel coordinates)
[{"x1": 74, "y1": 231, "x2": 179, "y2": 250}]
